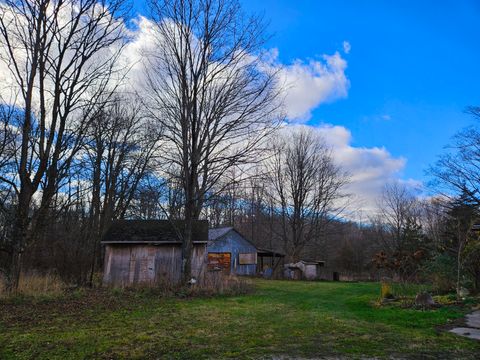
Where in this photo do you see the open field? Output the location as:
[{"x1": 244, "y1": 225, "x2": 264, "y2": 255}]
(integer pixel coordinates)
[{"x1": 1, "y1": 280, "x2": 479, "y2": 359}]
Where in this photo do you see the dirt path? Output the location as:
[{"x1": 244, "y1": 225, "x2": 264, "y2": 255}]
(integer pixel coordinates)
[{"x1": 450, "y1": 310, "x2": 480, "y2": 340}]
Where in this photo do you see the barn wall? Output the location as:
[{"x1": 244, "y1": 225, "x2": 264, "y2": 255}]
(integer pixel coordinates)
[
  {"x1": 208, "y1": 231, "x2": 257, "y2": 275},
  {"x1": 258, "y1": 255, "x2": 284, "y2": 278},
  {"x1": 303, "y1": 264, "x2": 318, "y2": 280},
  {"x1": 317, "y1": 267, "x2": 334, "y2": 281},
  {"x1": 103, "y1": 243, "x2": 206, "y2": 287},
  {"x1": 192, "y1": 244, "x2": 207, "y2": 280},
  {"x1": 284, "y1": 261, "x2": 319, "y2": 280}
]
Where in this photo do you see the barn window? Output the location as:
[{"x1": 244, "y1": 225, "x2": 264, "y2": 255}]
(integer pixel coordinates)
[
  {"x1": 239, "y1": 253, "x2": 257, "y2": 265},
  {"x1": 208, "y1": 252, "x2": 231, "y2": 274}
]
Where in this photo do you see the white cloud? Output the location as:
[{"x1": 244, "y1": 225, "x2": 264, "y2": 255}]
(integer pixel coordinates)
[
  {"x1": 1, "y1": 9, "x2": 411, "y2": 216},
  {"x1": 118, "y1": 16, "x2": 158, "y2": 91},
  {"x1": 279, "y1": 52, "x2": 349, "y2": 121},
  {"x1": 117, "y1": 18, "x2": 350, "y2": 123},
  {"x1": 115, "y1": 19, "x2": 417, "y2": 217},
  {"x1": 299, "y1": 123, "x2": 415, "y2": 215},
  {"x1": 0, "y1": 1, "x2": 128, "y2": 111}
]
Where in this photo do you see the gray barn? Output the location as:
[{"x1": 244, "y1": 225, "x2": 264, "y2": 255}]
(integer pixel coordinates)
[
  {"x1": 207, "y1": 227, "x2": 257, "y2": 276},
  {"x1": 102, "y1": 220, "x2": 208, "y2": 287}
]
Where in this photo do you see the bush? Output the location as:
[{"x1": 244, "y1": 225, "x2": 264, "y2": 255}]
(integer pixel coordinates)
[
  {"x1": 422, "y1": 254, "x2": 457, "y2": 293},
  {"x1": 380, "y1": 279, "x2": 394, "y2": 299}
]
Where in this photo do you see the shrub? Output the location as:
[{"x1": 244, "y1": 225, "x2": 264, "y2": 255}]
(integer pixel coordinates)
[
  {"x1": 422, "y1": 254, "x2": 457, "y2": 293},
  {"x1": 381, "y1": 279, "x2": 394, "y2": 299}
]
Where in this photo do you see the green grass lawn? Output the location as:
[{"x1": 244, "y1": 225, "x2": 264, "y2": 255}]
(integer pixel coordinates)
[{"x1": 1, "y1": 279, "x2": 479, "y2": 359}]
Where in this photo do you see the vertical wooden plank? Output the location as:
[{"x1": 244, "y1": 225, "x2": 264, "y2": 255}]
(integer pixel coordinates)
[
  {"x1": 129, "y1": 247, "x2": 136, "y2": 285},
  {"x1": 103, "y1": 245, "x2": 112, "y2": 284}
]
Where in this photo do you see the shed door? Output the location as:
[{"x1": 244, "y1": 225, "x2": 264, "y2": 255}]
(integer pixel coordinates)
[
  {"x1": 131, "y1": 248, "x2": 156, "y2": 284},
  {"x1": 208, "y1": 252, "x2": 231, "y2": 274}
]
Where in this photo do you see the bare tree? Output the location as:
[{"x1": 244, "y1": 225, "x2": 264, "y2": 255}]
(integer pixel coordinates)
[
  {"x1": 430, "y1": 107, "x2": 480, "y2": 206},
  {"x1": 0, "y1": 101, "x2": 18, "y2": 179},
  {"x1": 371, "y1": 182, "x2": 436, "y2": 282},
  {"x1": 429, "y1": 110, "x2": 480, "y2": 293},
  {"x1": 82, "y1": 96, "x2": 162, "y2": 285},
  {"x1": 0, "y1": 0, "x2": 128, "y2": 291},
  {"x1": 435, "y1": 192, "x2": 479, "y2": 295},
  {"x1": 267, "y1": 127, "x2": 349, "y2": 262},
  {"x1": 429, "y1": 106, "x2": 480, "y2": 291},
  {"x1": 375, "y1": 182, "x2": 420, "y2": 253},
  {"x1": 144, "y1": 0, "x2": 282, "y2": 282},
  {"x1": 421, "y1": 197, "x2": 448, "y2": 248}
]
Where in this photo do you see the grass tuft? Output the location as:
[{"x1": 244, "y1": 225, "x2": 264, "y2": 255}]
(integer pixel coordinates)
[{"x1": 0, "y1": 272, "x2": 65, "y2": 299}]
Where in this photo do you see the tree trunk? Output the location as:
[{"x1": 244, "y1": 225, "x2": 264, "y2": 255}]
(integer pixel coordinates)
[
  {"x1": 181, "y1": 214, "x2": 194, "y2": 284},
  {"x1": 7, "y1": 187, "x2": 32, "y2": 292},
  {"x1": 87, "y1": 148, "x2": 102, "y2": 287},
  {"x1": 474, "y1": 268, "x2": 480, "y2": 294},
  {"x1": 6, "y1": 248, "x2": 22, "y2": 293},
  {"x1": 456, "y1": 237, "x2": 463, "y2": 296}
]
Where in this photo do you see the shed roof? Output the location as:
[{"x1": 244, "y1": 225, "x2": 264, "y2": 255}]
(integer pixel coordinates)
[
  {"x1": 257, "y1": 248, "x2": 286, "y2": 257},
  {"x1": 299, "y1": 260, "x2": 322, "y2": 265},
  {"x1": 285, "y1": 260, "x2": 325, "y2": 268},
  {"x1": 102, "y1": 220, "x2": 208, "y2": 244},
  {"x1": 208, "y1": 227, "x2": 234, "y2": 241},
  {"x1": 208, "y1": 226, "x2": 261, "y2": 250}
]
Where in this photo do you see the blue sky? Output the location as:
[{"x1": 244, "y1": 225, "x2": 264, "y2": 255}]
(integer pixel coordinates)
[
  {"x1": 130, "y1": 0, "x2": 480, "y2": 203},
  {"x1": 240, "y1": 0, "x2": 480, "y2": 181}
]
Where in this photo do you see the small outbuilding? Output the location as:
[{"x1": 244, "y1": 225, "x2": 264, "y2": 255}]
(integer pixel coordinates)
[
  {"x1": 102, "y1": 220, "x2": 208, "y2": 287},
  {"x1": 257, "y1": 248, "x2": 285, "y2": 278},
  {"x1": 284, "y1": 260, "x2": 325, "y2": 280},
  {"x1": 207, "y1": 227, "x2": 257, "y2": 276}
]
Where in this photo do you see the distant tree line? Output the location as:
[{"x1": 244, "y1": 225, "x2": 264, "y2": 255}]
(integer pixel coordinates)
[{"x1": 0, "y1": 0, "x2": 479, "y2": 295}]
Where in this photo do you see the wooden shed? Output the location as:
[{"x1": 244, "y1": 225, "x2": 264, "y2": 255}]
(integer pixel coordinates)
[
  {"x1": 207, "y1": 227, "x2": 257, "y2": 276},
  {"x1": 102, "y1": 220, "x2": 208, "y2": 287},
  {"x1": 284, "y1": 260, "x2": 325, "y2": 280}
]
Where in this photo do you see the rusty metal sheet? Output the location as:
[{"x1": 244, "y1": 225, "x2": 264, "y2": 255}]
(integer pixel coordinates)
[
  {"x1": 239, "y1": 253, "x2": 257, "y2": 265},
  {"x1": 208, "y1": 252, "x2": 231, "y2": 274}
]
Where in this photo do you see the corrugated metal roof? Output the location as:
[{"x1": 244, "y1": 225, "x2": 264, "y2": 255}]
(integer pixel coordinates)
[{"x1": 208, "y1": 227, "x2": 233, "y2": 241}]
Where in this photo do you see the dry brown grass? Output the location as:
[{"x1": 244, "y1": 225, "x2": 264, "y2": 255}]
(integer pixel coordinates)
[
  {"x1": 107, "y1": 271, "x2": 255, "y2": 298},
  {"x1": 191, "y1": 271, "x2": 254, "y2": 296},
  {"x1": 0, "y1": 270, "x2": 254, "y2": 299},
  {"x1": 0, "y1": 272, "x2": 65, "y2": 298}
]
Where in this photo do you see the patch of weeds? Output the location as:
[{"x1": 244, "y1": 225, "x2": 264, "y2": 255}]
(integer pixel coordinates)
[
  {"x1": 462, "y1": 295, "x2": 480, "y2": 307},
  {"x1": 110, "y1": 286, "x2": 124, "y2": 297},
  {"x1": 434, "y1": 294, "x2": 462, "y2": 306},
  {"x1": 69, "y1": 287, "x2": 87, "y2": 300}
]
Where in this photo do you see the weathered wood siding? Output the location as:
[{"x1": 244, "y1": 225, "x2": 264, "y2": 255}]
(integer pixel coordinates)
[
  {"x1": 103, "y1": 243, "x2": 206, "y2": 286},
  {"x1": 303, "y1": 264, "x2": 318, "y2": 280},
  {"x1": 207, "y1": 230, "x2": 257, "y2": 275},
  {"x1": 284, "y1": 261, "x2": 319, "y2": 280}
]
